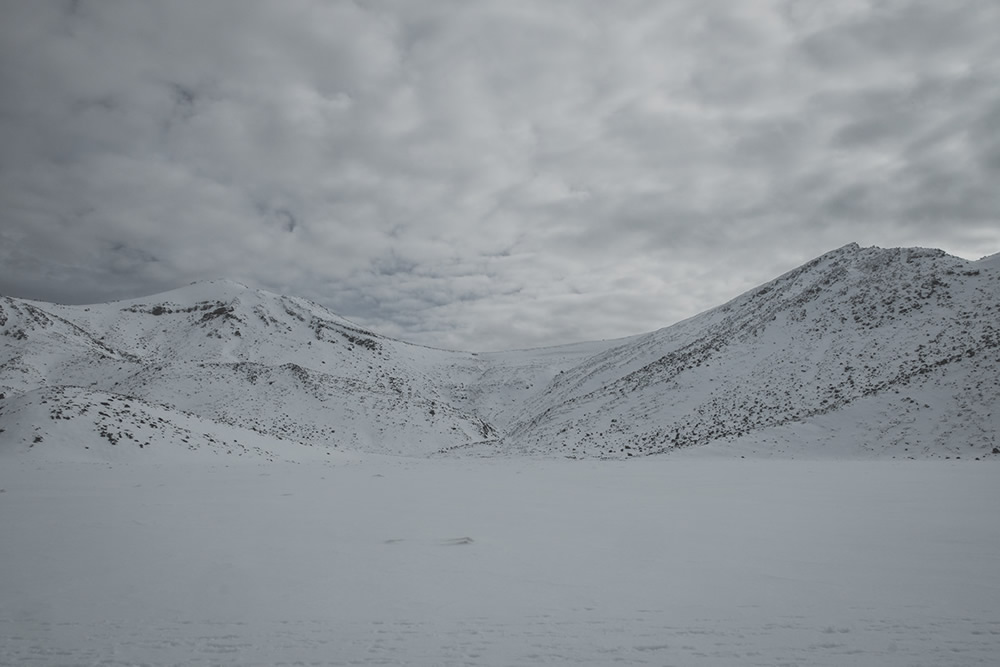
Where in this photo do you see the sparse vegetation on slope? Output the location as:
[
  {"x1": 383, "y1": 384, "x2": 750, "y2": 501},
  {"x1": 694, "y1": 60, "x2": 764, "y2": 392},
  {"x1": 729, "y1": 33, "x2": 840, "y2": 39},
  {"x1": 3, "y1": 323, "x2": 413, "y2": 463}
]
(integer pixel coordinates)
[{"x1": 1, "y1": 245, "x2": 997, "y2": 460}]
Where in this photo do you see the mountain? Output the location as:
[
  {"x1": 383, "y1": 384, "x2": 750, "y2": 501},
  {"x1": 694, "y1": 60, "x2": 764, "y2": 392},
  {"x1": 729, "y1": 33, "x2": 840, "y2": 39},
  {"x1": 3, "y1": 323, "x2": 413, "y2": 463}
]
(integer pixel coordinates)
[
  {"x1": 2, "y1": 245, "x2": 998, "y2": 461},
  {"x1": 0, "y1": 279, "x2": 610, "y2": 459},
  {"x1": 502, "y1": 244, "x2": 1000, "y2": 459}
]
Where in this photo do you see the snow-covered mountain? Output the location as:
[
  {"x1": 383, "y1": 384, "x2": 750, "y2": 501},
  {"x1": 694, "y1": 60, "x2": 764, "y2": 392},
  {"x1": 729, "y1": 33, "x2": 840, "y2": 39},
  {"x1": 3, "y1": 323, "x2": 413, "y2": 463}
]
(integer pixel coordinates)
[
  {"x1": 0, "y1": 279, "x2": 610, "y2": 459},
  {"x1": 504, "y1": 244, "x2": 1000, "y2": 459},
  {"x1": 2, "y1": 244, "x2": 998, "y2": 460}
]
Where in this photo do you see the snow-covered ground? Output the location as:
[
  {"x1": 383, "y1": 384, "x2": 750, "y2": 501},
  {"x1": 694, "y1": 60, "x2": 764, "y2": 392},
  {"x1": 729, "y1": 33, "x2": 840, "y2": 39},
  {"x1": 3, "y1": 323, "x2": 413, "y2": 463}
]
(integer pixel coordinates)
[
  {"x1": 2, "y1": 456, "x2": 997, "y2": 666},
  {"x1": 4, "y1": 244, "x2": 998, "y2": 460}
]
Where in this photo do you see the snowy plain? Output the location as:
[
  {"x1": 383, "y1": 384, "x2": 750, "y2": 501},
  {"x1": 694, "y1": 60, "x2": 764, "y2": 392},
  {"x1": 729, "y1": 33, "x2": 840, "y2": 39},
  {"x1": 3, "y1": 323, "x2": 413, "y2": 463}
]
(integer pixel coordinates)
[
  {"x1": 1, "y1": 454, "x2": 998, "y2": 666},
  {"x1": 2, "y1": 245, "x2": 998, "y2": 664}
]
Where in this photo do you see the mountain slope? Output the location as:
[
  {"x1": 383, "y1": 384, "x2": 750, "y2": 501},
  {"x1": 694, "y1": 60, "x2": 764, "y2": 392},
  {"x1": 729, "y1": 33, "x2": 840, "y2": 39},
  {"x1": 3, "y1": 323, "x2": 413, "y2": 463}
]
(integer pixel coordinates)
[
  {"x1": 0, "y1": 385, "x2": 296, "y2": 462},
  {"x1": 1, "y1": 281, "x2": 608, "y2": 458},
  {"x1": 501, "y1": 244, "x2": 1000, "y2": 458},
  {"x1": 2, "y1": 244, "x2": 998, "y2": 460}
]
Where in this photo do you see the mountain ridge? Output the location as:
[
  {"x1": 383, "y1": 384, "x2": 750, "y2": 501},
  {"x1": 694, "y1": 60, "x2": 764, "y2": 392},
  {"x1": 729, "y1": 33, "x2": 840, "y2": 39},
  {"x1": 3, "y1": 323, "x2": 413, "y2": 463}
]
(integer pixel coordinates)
[
  {"x1": 2, "y1": 243, "x2": 998, "y2": 461},
  {"x1": 502, "y1": 243, "x2": 998, "y2": 458}
]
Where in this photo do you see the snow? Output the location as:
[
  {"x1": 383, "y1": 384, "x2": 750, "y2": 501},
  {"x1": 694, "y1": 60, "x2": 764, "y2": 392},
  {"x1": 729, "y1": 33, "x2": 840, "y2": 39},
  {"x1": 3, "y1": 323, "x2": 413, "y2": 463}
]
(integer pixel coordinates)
[
  {"x1": 2, "y1": 456, "x2": 998, "y2": 666},
  {"x1": 4, "y1": 243, "x2": 998, "y2": 460},
  {"x1": 2, "y1": 244, "x2": 999, "y2": 663},
  {"x1": 500, "y1": 244, "x2": 1000, "y2": 458}
]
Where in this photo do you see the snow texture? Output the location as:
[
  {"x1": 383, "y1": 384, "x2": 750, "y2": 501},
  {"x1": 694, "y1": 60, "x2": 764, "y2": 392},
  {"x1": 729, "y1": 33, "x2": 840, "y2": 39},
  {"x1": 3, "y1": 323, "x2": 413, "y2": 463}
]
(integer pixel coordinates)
[
  {"x1": 0, "y1": 458, "x2": 997, "y2": 666},
  {"x1": 1, "y1": 243, "x2": 999, "y2": 664},
  {"x1": 1, "y1": 244, "x2": 998, "y2": 461}
]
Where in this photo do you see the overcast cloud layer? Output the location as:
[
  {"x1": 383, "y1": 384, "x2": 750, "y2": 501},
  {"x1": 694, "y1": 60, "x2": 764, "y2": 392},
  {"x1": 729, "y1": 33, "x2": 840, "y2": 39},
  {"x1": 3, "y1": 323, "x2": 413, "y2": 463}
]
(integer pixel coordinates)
[{"x1": 1, "y1": 1, "x2": 998, "y2": 350}]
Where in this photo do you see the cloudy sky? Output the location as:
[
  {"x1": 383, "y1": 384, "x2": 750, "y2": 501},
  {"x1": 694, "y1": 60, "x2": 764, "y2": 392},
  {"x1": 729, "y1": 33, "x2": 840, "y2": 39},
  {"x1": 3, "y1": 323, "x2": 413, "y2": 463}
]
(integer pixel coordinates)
[{"x1": 1, "y1": 1, "x2": 998, "y2": 351}]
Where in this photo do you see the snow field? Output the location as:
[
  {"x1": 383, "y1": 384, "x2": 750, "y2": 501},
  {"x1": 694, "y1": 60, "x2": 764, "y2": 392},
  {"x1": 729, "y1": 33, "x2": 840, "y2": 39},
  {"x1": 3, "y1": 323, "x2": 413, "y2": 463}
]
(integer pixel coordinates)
[{"x1": 1, "y1": 457, "x2": 998, "y2": 666}]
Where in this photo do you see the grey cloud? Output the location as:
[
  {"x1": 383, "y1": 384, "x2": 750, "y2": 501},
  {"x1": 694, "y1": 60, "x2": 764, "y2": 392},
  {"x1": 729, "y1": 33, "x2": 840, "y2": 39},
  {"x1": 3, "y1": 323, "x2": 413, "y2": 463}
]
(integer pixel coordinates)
[
  {"x1": 1, "y1": 0, "x2": 998, "y2": 350},
  {"x1": 797, "y1": 1, "x2": 1000, "y2": 71}
]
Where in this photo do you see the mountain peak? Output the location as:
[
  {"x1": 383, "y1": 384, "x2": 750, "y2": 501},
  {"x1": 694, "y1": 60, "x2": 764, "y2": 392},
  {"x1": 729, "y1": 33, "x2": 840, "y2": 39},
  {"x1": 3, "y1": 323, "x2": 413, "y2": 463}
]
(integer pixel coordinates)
[
  {"x1": 3, "y1": 243, "x2": 997, "y2": 461},
  {"x1": 189, "y1": 278, "x2": 253, "y2": 290}
]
